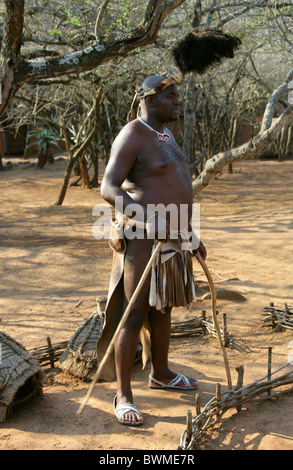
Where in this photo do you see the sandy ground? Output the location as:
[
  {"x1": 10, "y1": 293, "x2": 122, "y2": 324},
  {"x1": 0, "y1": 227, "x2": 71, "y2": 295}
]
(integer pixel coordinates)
[{"x1": 0, "y1": 156, "x2": 293, "y2": 451}]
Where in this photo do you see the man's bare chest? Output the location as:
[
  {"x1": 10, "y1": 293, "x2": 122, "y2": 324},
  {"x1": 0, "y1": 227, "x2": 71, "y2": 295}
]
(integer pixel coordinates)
[{"x1": 135, "y1": 138, "x2": 189, "y2": 176}]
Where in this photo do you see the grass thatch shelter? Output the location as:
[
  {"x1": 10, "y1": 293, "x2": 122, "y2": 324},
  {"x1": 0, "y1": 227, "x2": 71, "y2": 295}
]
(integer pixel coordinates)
[
  {"x1": 0, "y1": 332, "x2": 44, "y2": 422},
  {"x1": 59, "y1": 297, "x2": 107, "y2": 382}
]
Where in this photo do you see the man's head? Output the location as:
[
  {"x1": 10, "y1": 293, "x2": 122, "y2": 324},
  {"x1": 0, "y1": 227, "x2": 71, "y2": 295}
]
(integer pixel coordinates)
[
  {"x1": 138, "y1": 75, "x2": 180, "y2": 123},
  {"x1": 137, "y1": 75, "x2": 169, "y2": 100}
]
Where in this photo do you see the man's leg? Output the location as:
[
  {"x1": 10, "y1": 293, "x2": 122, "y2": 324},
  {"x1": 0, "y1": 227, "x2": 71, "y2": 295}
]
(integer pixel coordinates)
[
  {"x1": 149, "y1": 306, "x2": 198, "y2": 388},
  {"x1": 114, "y1": 237, "x2": 153, "y2": 424},
  {"x1": 149, "y1": 306, "x2": 172, "y2": 380}
]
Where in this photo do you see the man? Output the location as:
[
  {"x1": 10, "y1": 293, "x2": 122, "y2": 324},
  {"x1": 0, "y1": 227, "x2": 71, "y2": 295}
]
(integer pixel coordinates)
[{"x1": 99, "y1": 75, "x2": 206, "y2": 426}]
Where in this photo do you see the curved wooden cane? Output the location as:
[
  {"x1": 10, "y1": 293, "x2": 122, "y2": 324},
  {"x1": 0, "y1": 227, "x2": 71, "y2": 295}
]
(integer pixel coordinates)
[{"x1": 195, "y1": 252, "x2": 232, "y2": 390}]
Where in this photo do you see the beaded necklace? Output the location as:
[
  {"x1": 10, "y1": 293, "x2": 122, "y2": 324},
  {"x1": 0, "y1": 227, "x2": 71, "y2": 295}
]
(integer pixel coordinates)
[{"x1": 137, "y1": 116, "x2": 170, "y2": 142}]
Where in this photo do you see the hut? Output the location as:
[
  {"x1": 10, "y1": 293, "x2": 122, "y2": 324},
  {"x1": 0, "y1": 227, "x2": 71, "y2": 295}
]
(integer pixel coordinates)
[{"x1": 0, "y1": 332, "x2": 44, "y2": 422}]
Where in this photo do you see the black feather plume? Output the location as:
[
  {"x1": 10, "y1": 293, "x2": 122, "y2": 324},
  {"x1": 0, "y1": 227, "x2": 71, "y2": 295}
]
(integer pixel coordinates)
[{"x1": 172, "y1": 29, "x2": 242, "y2": 75}]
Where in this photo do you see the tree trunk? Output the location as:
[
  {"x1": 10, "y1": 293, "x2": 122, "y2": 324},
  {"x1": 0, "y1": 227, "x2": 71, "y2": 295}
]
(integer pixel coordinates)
[
  {"x1": 183, "y1": 74, "x2": 196, "y2": 166},
  {"x1": 183, "y1": 1, "x2": 200, "y2": 171},
  {"x1": 79, "y1": 155, "x2": 92, "y2": 189},
  {"x1": 0, "y1": 0, "x2": 24, "y2": 116},
  {"x1": 90, "y1": 152, "x2": 100, "y2": 187},
  {"x1": 55, "y1": 157, "x2": 76, "y2": 206},
  {"x1": 56, "y1": 119, "x2": 98, "y2": 205}
]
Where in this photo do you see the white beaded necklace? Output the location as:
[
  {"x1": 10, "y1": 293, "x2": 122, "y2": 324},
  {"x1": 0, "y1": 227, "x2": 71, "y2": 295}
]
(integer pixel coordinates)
[{"x1": 138, "y1": 116, "x2": 170, "y2": 141}]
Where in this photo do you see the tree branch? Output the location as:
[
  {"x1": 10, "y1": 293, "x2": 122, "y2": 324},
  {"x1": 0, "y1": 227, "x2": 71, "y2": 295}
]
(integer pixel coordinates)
[
  {"x1": 0, "y1": 0, "x2": 186, "y2": 116},
  {"x1": 192, "y1": 97, "x2": 293, "y2": 195},
  {"x1": 261, "y1": 67, "x2": 293, "y2": 132},
  {"x1": 214, "y1": 0, "x2": 268, "y2": 29},
  {"x1": 21, "y1": 0, "x2": 183, "y2": 82},
  {"x1": 94, "y1": 0, "x2": 110, "y2": 41}
]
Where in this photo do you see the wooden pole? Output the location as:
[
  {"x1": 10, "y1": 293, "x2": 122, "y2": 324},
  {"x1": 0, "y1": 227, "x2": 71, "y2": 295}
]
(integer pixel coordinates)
[
  {"x1": 195, "y1": 393, "x2": 201, "y2": 417},
  {"x1": 186, "y1": 409, "x2": 193, "y2": 446},
  {"x1": 235, "y1": 365, "x2": 244, "y2": 413},
  {"x1": 222, "y1": 313, "x2": 228, "y2": 347},
  {"x1": 195, "y1": 252, "x2": 232, "y2": 390},
  {"x1": 77, "y1": 240, "x2": 164, "y2": 416},
  {"x1": 46, "y1": 336, "x2": 54, "y2": 369},
  {"x1": 216, "y1": 383, "x2": 222, "y2": 417},
  {"x1": 267, "y1": 347, "x2": 272, "y2": 396}
]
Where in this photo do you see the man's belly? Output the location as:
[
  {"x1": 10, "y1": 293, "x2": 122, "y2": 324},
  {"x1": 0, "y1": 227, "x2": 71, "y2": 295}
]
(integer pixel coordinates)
[{"x1": 124, "y1": 185, "x2": 193, "y2": 231}]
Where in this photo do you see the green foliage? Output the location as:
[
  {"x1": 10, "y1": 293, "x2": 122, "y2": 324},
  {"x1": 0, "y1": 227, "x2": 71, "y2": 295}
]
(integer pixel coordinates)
[
  {"x1": 64, "y1": 8, "x2": 82, "y2": 28},
  {"x1": 27, "y1": 127, "x2": 61, "y2": 153},
  {"x1": 50, "y1": 29, "x2": 62, "y2": 37}
]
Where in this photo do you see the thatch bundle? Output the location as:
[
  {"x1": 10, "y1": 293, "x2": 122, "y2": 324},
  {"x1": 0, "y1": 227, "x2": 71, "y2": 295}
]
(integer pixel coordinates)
[
  {"x1": 0, "y1": 332, "x2": 44, "y2": 422},
  {"x1": 59, "y1": 297, "x2": 107, "y2": 382}
]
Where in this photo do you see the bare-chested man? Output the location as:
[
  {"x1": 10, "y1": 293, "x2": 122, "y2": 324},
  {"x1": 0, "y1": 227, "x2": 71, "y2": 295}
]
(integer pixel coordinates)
[{"x1": 99, "y1": 75, "x2": 206, "y2": 426}]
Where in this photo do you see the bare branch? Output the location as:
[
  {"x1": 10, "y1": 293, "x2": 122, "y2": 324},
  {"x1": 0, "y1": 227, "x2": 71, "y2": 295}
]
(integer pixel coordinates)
[
  {"x1": 0, "y1": 0, "x2": 186, "y2": 116},
  {"x1": 261, "y1": 67, "x2": 293, "y2": 132},
  {"x1": 205, "y1": 0, "x2": 217, "y2": 29},
  {"x1": 215, "y1": 0, "x2": 269, "y2": 29},
  {"x1": 94, "y1": 0, "x2": 110, "y2": 41},
  {"x1": 192, "y1": 91, "x2": 293, "y2": 195}
]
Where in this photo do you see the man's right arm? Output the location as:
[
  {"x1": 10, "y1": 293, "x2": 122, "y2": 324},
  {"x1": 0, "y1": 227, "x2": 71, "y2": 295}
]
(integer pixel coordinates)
[
  {"x1": 100, "y1": 125, "x2": 141, "y2": 209},
  {"x1": 100, "y1": 124, "x2": 169, "y2": 239}
]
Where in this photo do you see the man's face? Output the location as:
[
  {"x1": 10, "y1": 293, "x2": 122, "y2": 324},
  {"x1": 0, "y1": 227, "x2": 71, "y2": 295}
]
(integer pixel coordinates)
[{"x1": 149, "y1": 85, "x2": 180, "y2": 123}]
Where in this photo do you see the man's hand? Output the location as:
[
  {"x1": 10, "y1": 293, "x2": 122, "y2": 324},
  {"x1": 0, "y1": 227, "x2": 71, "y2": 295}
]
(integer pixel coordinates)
[
  {"x1": 194, "y1": 241, "x2": 207, "y2": 261},
  {"x1": 146, "y1": 213, "x2": 170, "y2": 240}
]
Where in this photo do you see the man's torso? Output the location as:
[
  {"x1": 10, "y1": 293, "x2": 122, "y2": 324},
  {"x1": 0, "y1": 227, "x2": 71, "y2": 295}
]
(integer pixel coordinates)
[{"x1": 122, "y1": 119, "x2": 193, "y2": 228}]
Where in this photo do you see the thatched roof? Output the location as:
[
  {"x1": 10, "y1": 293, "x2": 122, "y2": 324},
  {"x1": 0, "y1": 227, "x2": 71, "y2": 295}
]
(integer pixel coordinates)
[
  {"x1": 0, "y1": 332, "x2": 44, "y2": 422},
  {"x1": 59, "y1": 297, "x2": 106, "y2": 381}
]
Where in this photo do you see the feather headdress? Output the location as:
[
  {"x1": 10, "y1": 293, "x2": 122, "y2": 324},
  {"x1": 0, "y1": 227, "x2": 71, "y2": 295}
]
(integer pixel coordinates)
[{"x1": 172, "y1": 29, "x2": 242, "y2": 76}]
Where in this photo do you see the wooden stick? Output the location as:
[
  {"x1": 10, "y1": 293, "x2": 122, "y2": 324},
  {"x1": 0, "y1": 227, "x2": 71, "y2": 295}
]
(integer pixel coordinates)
[
  {"x1": 267, "y1": 347, "x2": 272, "y2": 396},
  {"x1": 222, "y1": 313, "x2": 228, "y2": 347},
  {"x1": 216, "y1": 383, "x2": 221, "y2": 417},
  {"x1": 46, "y1": 336, "x2": 55, "y2": 369},
  {"x1": 186, "y1": 409, "x2": 193, "y2": 445},
  {"x1": 195, "y1": 252, "x2": 232, "y2": 390},
  {"x1": 77, "y1": 240, "x2": 164, "y2": 416},
  {"x1": 235, "y1": 365, "x2": 244, "y2": 413},
  {"x1": 195, "y1": 393, "x2": 201, "y2": 417}
]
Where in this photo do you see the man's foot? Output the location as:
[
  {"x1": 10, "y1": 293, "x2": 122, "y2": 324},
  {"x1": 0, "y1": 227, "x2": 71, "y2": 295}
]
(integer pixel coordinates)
[
  {"x1": 113, "y1": 395, "x2": 144, "y2": 426},
  {"x1": 148, "y1": 373, "x2": 198, "y2": 390}
]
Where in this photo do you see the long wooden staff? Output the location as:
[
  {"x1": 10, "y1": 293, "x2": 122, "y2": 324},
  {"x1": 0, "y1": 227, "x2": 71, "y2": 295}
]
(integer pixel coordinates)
[
  {"x1": 77, "y1": 240, "x2": 164, "y2": 416},
  {"x1": 195, "y1": 252, "x2": 232, "y2": 390}
]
